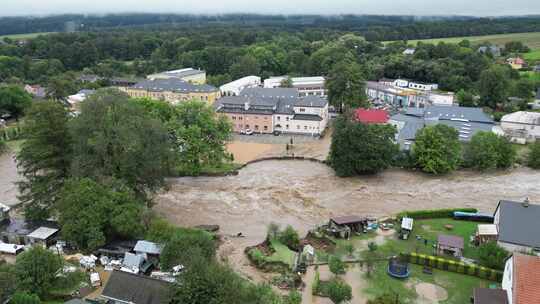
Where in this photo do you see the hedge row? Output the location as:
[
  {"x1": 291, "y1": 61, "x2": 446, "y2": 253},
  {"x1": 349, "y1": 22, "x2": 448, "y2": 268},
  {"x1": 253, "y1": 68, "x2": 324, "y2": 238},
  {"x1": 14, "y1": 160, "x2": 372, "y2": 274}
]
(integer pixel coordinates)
[
  {"x1": 401, "y1": 252, "x2": 503, "y2": 282},
  {"x1": 397, "y1": 208, "x2": 478, "y2": 220}
]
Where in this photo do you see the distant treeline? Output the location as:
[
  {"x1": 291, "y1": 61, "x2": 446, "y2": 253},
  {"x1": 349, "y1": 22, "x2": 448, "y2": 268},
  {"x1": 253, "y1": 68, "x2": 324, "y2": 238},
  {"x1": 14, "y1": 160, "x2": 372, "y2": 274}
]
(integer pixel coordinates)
[{"x1": 1, "y1": 14, "x2": 540, "y2": 41}]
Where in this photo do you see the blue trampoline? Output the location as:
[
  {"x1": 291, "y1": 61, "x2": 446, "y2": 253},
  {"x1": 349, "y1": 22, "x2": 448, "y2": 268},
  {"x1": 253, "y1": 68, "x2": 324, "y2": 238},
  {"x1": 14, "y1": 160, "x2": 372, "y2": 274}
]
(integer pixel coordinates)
[{"x1": 387, "y1": 257, "x2": 410, "y2": 279}]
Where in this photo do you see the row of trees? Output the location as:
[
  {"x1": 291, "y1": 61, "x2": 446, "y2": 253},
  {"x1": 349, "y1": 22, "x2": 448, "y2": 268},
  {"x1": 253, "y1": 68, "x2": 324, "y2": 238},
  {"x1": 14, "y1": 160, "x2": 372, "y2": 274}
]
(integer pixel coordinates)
[{"x1": 328, "y1": 116, "x2": 540, "y2": 176}]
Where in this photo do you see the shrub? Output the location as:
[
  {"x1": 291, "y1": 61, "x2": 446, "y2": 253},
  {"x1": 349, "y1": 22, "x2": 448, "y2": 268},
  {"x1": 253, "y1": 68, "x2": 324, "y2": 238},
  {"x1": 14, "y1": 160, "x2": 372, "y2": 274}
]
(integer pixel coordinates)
[
  {"x1": 327, "y1": 278, "x2": 352, "y2": 304},
  {"x1": 9, "y1": 292, "x2": 40, "y2": 304},
  {"x1": 328, "y1": 256, "x2": 346, "y2": 275},
  {"x1": 248, "y1": 248, "x2": 266, "y2": 267},
  {"x1": 279, "y1": 225, "x2": 300, "y2": 250},
  {"x1": 477, "y1": 241, "x2": 510, "y2": 270},
  {"x1": 464, "y1": 132, "x2": 516, "y2": 170}
]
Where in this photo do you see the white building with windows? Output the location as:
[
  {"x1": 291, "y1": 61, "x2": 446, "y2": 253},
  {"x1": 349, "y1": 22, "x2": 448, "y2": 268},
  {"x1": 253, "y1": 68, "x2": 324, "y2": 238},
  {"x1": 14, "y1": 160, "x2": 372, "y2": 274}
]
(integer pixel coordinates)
[
  {"x1": 219, "y1": 76, "x2": 261, "y2": 96},
  {"x1": 263, "y1": 76, "x2": 327, "y2": 97}
]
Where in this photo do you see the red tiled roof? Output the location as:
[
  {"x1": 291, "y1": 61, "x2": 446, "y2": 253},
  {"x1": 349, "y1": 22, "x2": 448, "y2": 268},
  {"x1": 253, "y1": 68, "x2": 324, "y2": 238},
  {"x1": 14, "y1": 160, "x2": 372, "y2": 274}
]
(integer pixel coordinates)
[
  {"x1": 355, "y1": 108, "x2": 389, "y2": 124},
  {"x1": 513, "y1": 253, "x2": 540, "y2": 304}
]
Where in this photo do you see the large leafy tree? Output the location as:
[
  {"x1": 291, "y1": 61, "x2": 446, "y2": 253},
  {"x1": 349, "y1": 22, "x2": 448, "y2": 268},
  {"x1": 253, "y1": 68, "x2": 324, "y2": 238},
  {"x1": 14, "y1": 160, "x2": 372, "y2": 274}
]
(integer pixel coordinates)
[
  {"x1": 70, "y1": 89, "x2": 171, "y2": 198},
  {"x1": 17, "y1": 101, "x2": 71, "y2": 221},
  {"x1": 478, "y1": 65, "x2": 511, "y2": 109},
  {"x1": 0, "y1": 85, "x2": 32, "y2": 120},
  {"x1": 169, "y1": 100, "x2": 232, "y2": 175},
  {"x1": 465, "y1": 131, "x2": 516, "y2": 170},
  {"x1": 14, "y1": 246, "x2": 62, "y2": 298},
  {"x1": 477, "y1": 241, "x2": 510, "y2": 270},
  {"x1": 412, "y1": 124, "x2": 461, "y2": 174},
  {"x1": 328, "y1": 116, "x2": 398, "y2": 176},
  {"x1": 0, "y1": 262, "x2": 17, "y2": 303},
  {"x1": 327, "y1": 60, "x2": 368, "y2": 112},
  {"x1": 57, "y1": 178, "x2": 145, "y2": 251}
]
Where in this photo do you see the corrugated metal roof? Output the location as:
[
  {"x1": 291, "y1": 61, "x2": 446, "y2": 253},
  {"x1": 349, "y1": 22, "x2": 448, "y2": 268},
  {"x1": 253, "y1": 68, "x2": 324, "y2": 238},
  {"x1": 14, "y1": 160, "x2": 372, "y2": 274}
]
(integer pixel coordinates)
[
  {"x1": 27, "y1": 227, "x2": 59, "y2": 240},
  {"x1": 134, "y1": 240, "x2": 162, "y2": 255}
]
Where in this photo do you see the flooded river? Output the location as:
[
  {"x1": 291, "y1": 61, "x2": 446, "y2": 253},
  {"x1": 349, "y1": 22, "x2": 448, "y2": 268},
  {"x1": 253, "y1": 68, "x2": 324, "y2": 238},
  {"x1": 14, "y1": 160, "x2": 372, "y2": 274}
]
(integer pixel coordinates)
[{"x1": 156, "y1": 160, "x2": 540, "y2": 244}]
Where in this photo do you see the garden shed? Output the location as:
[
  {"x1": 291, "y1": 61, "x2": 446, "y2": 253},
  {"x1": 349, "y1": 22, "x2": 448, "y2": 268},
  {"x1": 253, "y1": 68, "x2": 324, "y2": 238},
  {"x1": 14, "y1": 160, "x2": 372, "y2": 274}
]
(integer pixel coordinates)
[{"x1": 437, "y1": 234, "x2": 464, "y2": 257}]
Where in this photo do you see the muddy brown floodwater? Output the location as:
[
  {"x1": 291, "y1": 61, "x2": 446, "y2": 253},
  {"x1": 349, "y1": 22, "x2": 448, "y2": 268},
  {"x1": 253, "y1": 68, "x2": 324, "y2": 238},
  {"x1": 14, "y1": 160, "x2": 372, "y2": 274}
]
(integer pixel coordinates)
[
  {"x1": 156, "y1": 160, "x2": 540, "y2": 243},
  {"x1": 0, "y1": 152, "x2": 20, "y2": 206},
  {"x1": 154, "y1": 160, "x2": 540, "y2": 284}
]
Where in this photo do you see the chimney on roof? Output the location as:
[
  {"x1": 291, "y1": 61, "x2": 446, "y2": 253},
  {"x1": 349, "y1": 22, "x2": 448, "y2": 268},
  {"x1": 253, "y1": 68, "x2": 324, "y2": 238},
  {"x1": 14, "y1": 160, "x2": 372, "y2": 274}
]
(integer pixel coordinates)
[{"x1": 523, "y1": 197, "x2": 530, "y2": 208}]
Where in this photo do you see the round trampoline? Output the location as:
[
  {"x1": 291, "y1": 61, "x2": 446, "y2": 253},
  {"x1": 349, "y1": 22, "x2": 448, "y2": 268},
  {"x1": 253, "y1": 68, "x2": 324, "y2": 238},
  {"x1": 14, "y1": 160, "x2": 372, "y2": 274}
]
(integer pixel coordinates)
[{"x1": 387, "y1": 257, "x2": 411, "y2": 279}]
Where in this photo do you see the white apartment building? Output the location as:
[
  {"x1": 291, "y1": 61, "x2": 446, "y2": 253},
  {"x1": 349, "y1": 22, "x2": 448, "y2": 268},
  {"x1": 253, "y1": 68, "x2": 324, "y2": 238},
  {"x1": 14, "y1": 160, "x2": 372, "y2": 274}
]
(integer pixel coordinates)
[
  {"x1": 263, "y1": 76, "x2": 327, "y2": 97},
  {"x1": 220, "y1": 76, "x2": 261, "y2": 96}
]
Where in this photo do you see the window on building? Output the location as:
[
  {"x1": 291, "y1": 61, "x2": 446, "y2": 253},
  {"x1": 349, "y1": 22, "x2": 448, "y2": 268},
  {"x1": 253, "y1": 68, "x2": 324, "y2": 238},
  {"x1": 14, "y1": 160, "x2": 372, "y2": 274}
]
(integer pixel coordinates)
[
  {"x1": 299, "y1": 108, "x2": 306, "y2": 112},
  {"x1": 286, "y1": 125, "x2": 289, "y2": 129},
  {"x1": 232, "y1": 116, "x2": 236, "y2": 120},
  {"x1": 304, "y1": 126, "x2": 308, "y2": 130},
  {"x1": 286, "y1": 117, "x2": 290, "y2": 121},
  {"x1": 297, "y1": 125, "x2": 300, "y2": 129},
  {"x1": 239, "y1": 117, "x2": 243, "y2": 120},
  {"x1": 255, "y1": 125, "x2": 259, "y2": 130},
  {"x1": 277, "y1": 116, "x2": 281, "y2": 121},
  {"x1": 264, "y1": 126, "x2": 268, "y2": 131},
  {"x1": 246, "y1": 124, "x2": 250, "y2": 129}
]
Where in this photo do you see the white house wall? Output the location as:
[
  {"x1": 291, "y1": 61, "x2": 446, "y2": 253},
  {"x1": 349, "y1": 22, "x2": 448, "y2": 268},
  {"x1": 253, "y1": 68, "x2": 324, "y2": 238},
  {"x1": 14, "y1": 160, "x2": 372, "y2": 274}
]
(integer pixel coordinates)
[{"x1": 502, "y1": 257, "x2": 514, "y2": 304}]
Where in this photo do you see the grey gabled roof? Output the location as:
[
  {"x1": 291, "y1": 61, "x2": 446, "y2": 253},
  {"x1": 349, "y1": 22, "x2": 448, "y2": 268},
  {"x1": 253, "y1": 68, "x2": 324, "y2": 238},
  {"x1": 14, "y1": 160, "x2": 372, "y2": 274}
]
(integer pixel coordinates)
[
  {"x1": 132, "y1": 78, "x2": 217, "y2": 93},
  {"x1": 123, "y1": 252, "x2": 145, "y2": 269},
  {"x1": 496, "y1": 200, "x2": 540, "y2": 248},
  {"x1": 102, "y1": 270, "x2": 171, "y2": 304}
]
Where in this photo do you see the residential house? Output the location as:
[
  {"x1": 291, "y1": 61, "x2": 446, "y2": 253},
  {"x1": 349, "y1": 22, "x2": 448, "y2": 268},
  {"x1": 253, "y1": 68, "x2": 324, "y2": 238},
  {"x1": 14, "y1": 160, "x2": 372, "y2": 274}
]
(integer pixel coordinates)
[
  {"x1": 263, "y1": 76, "x2": 326, "y2": 97},
  {"x1": 220, "y1": 76, "x2": 261, "y2": 96},
  {"x1": 216, "y1": 87, "x2": 328, "y2": 136},
  {"x1": 389, "y1": 106, "x2": 495, "y2": 150},
  {"x1": 501, "y1": 111, "x2": 540, "y2": 143},
  {"x1": 501, "y1": 253, "x2": 540, "y2": 304},
  {"x1": 27, "y1": 227, "x2": 59, "y2": 247},
  {"x1": 507, "y1": 57, "x2": 526, "y2": 70},
  {"x1": 328, "y1": 216, "x2": 367, "y2": 239},
  {"x1": 437, "y1": 234, "x2": 464, "y2": 257},
  {"x1": 494, "y1": 199, "x2": 540, "y2": 254},
  {"x1": 24, "y1": 84, "x2": 46, "y2": 98},
  {"x1": 121, "y1": 78, "x2": 220, "y2": 105},
  {"x1": 477, "y1": 45, "x2": 502, "y2": 57},
  {"x1": 101, "y1": 270, "x2": 172, "y2": 304},
  {"x1": 147, "y1": 68, "x2": 206, "y2": 84},
  {"x1": 402, "y1": 48, "x2": 416, "y2": 55},
  {"x1": 355, "y1": 108, "x2": 389, "y2": 124}
]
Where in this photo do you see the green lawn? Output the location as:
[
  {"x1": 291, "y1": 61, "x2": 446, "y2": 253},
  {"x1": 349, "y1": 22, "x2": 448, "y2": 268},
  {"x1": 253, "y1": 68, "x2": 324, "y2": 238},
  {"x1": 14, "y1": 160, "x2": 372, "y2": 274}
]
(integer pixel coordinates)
[
  {"x1": 266, "y1": 239, "x2": 296, "y2": 267},
  {"x1": 363, "y1": 262, "x2": 493, "y2": 304},
  {"x1": 375, "y1": 219, "x2": 480, "y2": 260},
  {"x1": 520, "y1": 71, "x2": 540, "y2": 82},
  {"x1": 386, "y1": 31, "x2": 540, "y2": 50},
  {"x1": 523, "y1": 49, "x2": 540, "y2": 62},
  {"x1": 0, "y1": 32, "x2": 56, "y2": 40}
]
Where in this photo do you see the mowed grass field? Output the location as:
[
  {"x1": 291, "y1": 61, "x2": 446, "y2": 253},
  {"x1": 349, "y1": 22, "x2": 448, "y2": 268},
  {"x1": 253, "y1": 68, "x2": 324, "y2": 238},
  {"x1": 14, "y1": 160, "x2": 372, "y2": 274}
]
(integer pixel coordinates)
[
  {"x1": 524, "y1": 49, "x2": 540, "y2": 61},
  {"x1": 0, "y1": 32, "x2": 56, "y2": 40},
  {"x1": 387, "y1": 32, "x2": 540, "y2": 50}
]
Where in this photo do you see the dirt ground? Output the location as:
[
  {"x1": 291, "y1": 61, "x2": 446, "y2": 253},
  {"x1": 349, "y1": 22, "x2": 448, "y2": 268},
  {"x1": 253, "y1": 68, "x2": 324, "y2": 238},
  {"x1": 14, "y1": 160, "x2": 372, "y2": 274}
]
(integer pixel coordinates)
[
  {"x1": 415, "y1": 282, "x2": 449, "y2": 303},
  {"x1": 226, "y1": 130, "x2": 332, "y2": 164}
]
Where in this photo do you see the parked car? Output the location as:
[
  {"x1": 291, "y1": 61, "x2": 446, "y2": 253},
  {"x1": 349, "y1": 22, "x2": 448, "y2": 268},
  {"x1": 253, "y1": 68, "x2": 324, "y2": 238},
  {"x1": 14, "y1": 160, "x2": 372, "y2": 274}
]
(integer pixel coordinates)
[{"x1": 243, "y1": 129, "x2": 254, "y2": 135}]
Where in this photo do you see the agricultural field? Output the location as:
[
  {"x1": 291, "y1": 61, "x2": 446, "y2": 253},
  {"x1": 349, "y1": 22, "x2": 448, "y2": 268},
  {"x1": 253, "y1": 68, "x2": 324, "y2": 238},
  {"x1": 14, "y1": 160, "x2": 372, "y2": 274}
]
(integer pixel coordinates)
[
  {"x1": 0, "y1": 32, "x2": 56, "y2": 40},
  {"x1": 388, "y1": 31, "x2": 540, "y2": 50}
]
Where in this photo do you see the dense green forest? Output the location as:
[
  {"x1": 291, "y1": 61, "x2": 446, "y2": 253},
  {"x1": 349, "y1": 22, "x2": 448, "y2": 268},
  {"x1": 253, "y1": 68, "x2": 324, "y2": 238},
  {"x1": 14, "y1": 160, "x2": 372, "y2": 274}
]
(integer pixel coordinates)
[{"x1": 2, "y1": 14, "x2": 540, "y2": 40}]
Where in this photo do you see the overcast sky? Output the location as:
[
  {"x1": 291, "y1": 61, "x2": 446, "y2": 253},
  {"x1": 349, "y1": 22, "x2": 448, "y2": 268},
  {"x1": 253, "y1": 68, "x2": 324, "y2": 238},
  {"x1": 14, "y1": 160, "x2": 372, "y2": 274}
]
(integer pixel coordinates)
[{"x1": 2, "y1": 0, "x2": 540, "y2": 17}]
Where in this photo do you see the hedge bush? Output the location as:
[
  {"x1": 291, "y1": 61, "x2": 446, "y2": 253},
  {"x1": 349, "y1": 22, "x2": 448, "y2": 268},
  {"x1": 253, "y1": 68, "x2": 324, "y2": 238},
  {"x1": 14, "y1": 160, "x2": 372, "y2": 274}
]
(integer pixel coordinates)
[
  {"x1": 397, "y1": 208, "x2": 478, "y2": 220},
  {"x1": 401, "y1": 252, "x2": 503, "y2": 282}
]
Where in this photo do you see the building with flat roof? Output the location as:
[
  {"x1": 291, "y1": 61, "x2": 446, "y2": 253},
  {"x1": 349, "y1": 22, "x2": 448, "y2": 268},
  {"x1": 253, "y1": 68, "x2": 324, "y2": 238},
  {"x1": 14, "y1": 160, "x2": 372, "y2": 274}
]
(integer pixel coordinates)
[
  {"x1": 121, "y1": 78, "x2": 219, "y2": 105},
  {"x1": 147, "y1": 68, "x2": 206, "y2": 84},
  {"x1": 263, "y1": 76, "x2": 326, "y2": 97},
  {"x1": 220, "y1": 76, "x2": 261, "y2": 96},
  {"x1": 389, "y1": 106, "x2": 495, "y2": 150}
]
